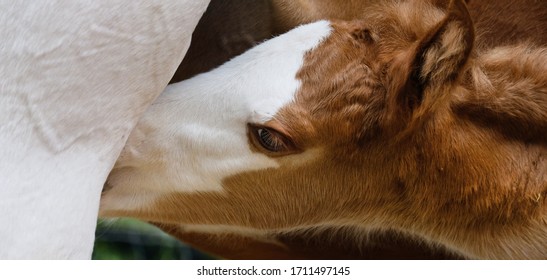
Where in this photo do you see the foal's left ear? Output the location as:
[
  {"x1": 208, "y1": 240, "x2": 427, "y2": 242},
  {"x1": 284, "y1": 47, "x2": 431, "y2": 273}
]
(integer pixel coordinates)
[{"x1": 387, "y1": 0, "x2": 474, "y2": 123}]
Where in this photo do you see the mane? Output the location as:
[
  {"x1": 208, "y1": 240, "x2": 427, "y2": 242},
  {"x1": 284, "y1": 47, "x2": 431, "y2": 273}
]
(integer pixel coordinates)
[{"x1": 456, "y1": 45, "x2": 547, "y2": 144}]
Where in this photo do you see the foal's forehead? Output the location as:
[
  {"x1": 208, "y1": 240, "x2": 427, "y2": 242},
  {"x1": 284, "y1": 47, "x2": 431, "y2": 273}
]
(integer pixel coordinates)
[
  {"x1": 274, "y1": 20, "x2": 384, "y2": 145},
  {"x1": 210, "y1": 20, "x2": 334, "y2": 124}
]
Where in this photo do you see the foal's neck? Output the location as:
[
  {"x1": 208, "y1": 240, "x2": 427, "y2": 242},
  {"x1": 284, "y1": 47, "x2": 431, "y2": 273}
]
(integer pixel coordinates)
[{"x1": 456, "y1": 44, "x2": 547, "y2": 145}]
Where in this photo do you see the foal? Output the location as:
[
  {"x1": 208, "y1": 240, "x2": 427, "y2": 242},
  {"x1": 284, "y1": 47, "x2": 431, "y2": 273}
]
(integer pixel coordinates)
[{"x1": 102, "y1": 0, "x2": 547, "y2": 259}]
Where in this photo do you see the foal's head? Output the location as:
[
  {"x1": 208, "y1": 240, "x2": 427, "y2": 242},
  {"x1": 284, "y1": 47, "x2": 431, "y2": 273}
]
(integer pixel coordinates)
[
  {"x1": 102, "y1": 0, "x2": 474, "y2": 233},
  {"x1": 101, "y1": 0, "x2": 547, "y2": 259}
]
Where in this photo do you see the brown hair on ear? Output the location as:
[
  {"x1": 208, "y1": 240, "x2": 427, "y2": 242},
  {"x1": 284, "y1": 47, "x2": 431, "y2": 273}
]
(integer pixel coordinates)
[
  {"x1": 385, "y1": 0, "x2": 474, "y2": 128},
  {"x1": 414, "y1": 0, "x2": 474, "y2": 90}
]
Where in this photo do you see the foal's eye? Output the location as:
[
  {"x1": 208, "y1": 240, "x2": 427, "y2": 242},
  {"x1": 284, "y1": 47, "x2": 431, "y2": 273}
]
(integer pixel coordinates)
[
  {"x1": 248, "y1": 124, "x2": 297, "y2": 155},
  {"x1": 257, "y1": 128, "x2": 281, "y2": 151}
]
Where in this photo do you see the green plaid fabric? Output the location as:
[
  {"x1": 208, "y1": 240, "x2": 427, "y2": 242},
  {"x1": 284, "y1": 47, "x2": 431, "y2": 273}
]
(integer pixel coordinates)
[{"x1": 93, "y1": 218, "x2": 214, "y2": 260}]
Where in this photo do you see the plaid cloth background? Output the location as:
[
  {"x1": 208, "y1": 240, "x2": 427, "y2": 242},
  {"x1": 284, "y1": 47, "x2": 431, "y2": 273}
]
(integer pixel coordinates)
[{"x1": 93, "y1": 218, "x2": 214, "y2": 260}]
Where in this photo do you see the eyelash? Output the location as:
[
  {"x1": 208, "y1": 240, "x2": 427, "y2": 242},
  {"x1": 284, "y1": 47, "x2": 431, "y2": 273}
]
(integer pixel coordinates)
[
  {"x1": 248, "y1": 124, "x2": 297, "y2": 155},
  {"x1": 256, "y1": 128, "x2": 285, "y2": 152}
]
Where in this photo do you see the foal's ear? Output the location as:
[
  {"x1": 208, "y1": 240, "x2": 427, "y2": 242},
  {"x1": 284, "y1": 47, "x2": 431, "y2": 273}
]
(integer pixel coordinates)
[{"x1": 387, "y1": 0, "x2": 474, "y2": 124}]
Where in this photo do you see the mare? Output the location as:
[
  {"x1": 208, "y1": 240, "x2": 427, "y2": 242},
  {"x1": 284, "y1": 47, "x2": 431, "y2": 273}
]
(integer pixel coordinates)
[{"x1": 0, "y1": 0, "x2": 209, "y2": 259}]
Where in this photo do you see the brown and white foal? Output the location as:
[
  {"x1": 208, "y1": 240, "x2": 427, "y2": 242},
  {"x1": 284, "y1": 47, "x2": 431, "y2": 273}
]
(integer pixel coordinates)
[{"x1": 101, "y1": 0, "x2": 547, "y2": 259}]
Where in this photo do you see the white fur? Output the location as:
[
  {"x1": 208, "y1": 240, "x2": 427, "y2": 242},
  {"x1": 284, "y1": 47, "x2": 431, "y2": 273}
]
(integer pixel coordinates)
[
  {"x1": 101, "y1": 21, "x2": 333, "y2": 212},
  {"x1": 0, "y1": 0, "x2": 209, "y2": 259}
]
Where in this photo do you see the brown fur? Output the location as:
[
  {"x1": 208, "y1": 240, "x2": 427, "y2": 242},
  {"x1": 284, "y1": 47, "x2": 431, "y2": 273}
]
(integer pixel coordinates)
[
  {"x1": 160, "y1": 224, "x2": 462, "y2": 259},
  {"x1": 467, "y1": 0, "x2": 547, "y2": 49},
  {"x1": 170, "y1": 0, "x2": 546, "y2": 83},
  {"x1": 271, "y1": 0, "x2": 380, "y2": 34},
  {"x1": 113, "y1": 0, "x2": 546, "y2": 259}
]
